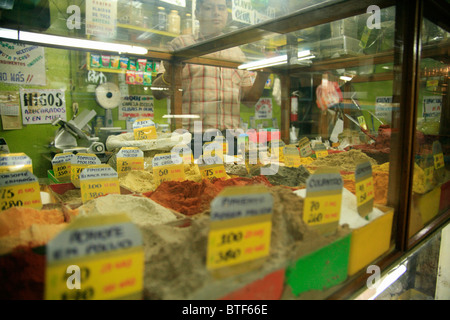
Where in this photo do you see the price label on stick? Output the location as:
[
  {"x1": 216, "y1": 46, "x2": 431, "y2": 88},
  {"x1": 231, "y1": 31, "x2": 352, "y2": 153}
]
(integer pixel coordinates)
[
  {"x1": 298, "y1": 137, "x2": 313, "y2": 158},
  {"x1": 133, "y1": 118, "x2": 157, "y2": 140},
  {"x1": 70, "y1": 153, "x2": 101, "y2": 188},
  {"x1": 79, "y1": 165, "x2": 120, "y2": 203},
  {"x1": 52, "y1": 153, "x2": 74, "y2": 182},
  {"x1": 283, "y1": 145, "x2": 301, "y2": 167},
  {"x1": 0, "y1": 153, "x2": 33, "y2": 173},
  {"x1": 198, "y1": 155, "x2": 227, "y2": 180},
  {"x1": 355, "y1": 161, "x2": 374, "y2": 217},
  {"x1": 303, "y1": 167, "x2": 343, "y2": 235},
  {"x1": 45, "y1": 214, "x2": 144, "y2": 300},
  {"x1": 116, "y1": 147, "x2": 144, "y2": 175},
  {"x1": 152, "y1": 153, "x2": 185, "y2": 187},
  {"x1": 0, "y1": 170, "x2": 42, "y2": 210},
  {"x1": 207, "y1": 185, "x2": 273, "y2": 277}
]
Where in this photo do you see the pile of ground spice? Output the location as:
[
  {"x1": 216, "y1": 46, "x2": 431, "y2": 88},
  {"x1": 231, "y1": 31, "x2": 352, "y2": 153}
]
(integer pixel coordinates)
[
  {"x1": 119, "y1": 170, "x2": 156, "y2": 193},
  {"x1": 144, "y1": 176, "x2": 273, "y2": 216},
  {"x1": 0, "y1": 246, "x2": 46, "y2": 300},
  {"x1": 307, "y1": 149, "x2": 378, "y2": 172},
  {"x1": 249, "y1": 164, "x2": 311, "y2": 187},
  {"x1": 0, "y1": 207, "x2": 65, "y2": 237},
  {"x1": 140, "y1": 185, "x2": 350, "y2": 300},
  {"x1": 78, "y1": 194, "x2": 179, "y2": 226}
]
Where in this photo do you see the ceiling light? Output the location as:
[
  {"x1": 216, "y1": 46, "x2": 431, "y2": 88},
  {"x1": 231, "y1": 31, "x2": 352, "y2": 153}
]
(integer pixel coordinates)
[{"x1": 0, "y1": 28, "x2": 148, "y2": 55}]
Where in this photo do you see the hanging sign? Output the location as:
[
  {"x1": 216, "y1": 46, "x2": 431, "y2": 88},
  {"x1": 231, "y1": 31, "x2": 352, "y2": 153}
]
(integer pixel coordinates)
[
  {"x1": 355, "y1": 161, "x2": 374, "y2": 217},
  {"x1": 0, "y1": 170, "x2": 42, "y2": 210},
  {"x1": 79, "y1": 165, "x2": 120, "y2": 203},
  {"x1": 152, "y1": 153, "x2": 185, "y2": 187},
  {"x1": 116, "y1": 147, "x2": 144, "y2": 175},
  {"x1": 20, "y1": 89, "x2": 66, "y2": 124},
  {"x1": 207, "y1": 185, "x2": 273, "y2": 275},
  {"x1": 45, "y1": 214, "x2": 144, "y2": 300},
  {"x1": 52, "y1": 153, "x2": 74, "y2": 182},
  {"x1": 133, "y1": 118, "x2": 157, "y2": 140},
  {"x1": 423, "y1": 96, "x2": 442, "y2": 119},
  {"x1": 0, "y1": 41, "x2": 46, "y2": 86},
  {"x1": 255, "y1": 98, "x2": 273, "y2": 119},
  {"x1": 303, "y1": 167, "x2": 343, "y2": 235}
]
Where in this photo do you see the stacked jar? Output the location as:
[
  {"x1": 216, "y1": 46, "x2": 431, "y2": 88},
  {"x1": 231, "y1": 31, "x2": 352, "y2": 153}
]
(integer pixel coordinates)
[{"x1": 168, "y1": 10, "x2": 181, "y2": 35}]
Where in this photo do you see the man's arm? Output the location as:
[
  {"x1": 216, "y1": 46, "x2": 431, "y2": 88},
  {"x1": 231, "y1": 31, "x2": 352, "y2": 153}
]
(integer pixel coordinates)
[
  {"x1": 241, "y1": 71, "x2": 270, "y2": 108},
  {"x1": 151, "y1": 61, "x2": 172, "y2": 100}
]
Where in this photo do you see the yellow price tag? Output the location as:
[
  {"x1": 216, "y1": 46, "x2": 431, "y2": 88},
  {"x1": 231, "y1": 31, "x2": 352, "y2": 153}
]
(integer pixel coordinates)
[
  {"x1": 355, "y1": 177, "x2": 374, "y2": 207},
  {"x1": 45, "y1": 249, "x2": 144, "y2": 300},
  {"x1": 117, "y1": 158, "x2": 144, "y2": 174},
  {"x1": 153, "y1": 164, "x2": 185, "y2": 186},
  {"x1": 315, "y1": 150, "x2": 329, "y2": 159},
  {"x1": 71, "y1": 165, "x2": 87, "y2": 183},
  {"x1": 80, "y1": 178, "x2": 120, "y2": 203},
  {"x1": 133, "y1": 126, "x2": 157, "y2": 140},
  {"x1": 303, "y1": 194, "x2": 341, "y2": 226},
  {"x1": 207, "y1": 221, "x2": 271, "y2": 270},
  {"x1": 54, "y1": 163, "x2": 71, "y2": 180},
  {"x1": 200, "y1": 164, "x2": 227, "y2": 180},
  {"x1": 434, "y1": 153, "x2": 444, "y2": 170}
]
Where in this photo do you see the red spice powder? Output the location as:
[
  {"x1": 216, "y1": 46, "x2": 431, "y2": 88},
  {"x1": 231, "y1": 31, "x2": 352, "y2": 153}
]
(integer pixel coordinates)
[
  {"x1": 0, "y1": 245, "x2": 46, "y2": 300},
  {"x1": 144, "y1": 176, "x2": 273, "y2": 216}
]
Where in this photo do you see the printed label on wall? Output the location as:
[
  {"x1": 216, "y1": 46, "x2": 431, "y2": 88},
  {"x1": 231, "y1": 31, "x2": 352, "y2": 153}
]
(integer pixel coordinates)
[
  {"x1": 20, "y1": 89, "x2": 66, "y2": 124},
  {"x1": 0, "y1": 41, "x2": 46, "y2": 86}
]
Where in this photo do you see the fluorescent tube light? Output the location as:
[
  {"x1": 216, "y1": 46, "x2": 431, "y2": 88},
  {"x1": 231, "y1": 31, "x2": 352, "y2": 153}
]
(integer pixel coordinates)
[
  {"x1": 163, "y1": 115, "x2": 201, "y2": 119},
  {"x1": 340, "y1": 75, "x2": 353, "y2": 81},
  {"x1": 0, "y1": 28, "x2": 148, "y2": 55},
  {"x1": 239, "y1": 50, "x2": 313, "y2": 70},
  {"x1": 0, "y1": 28, "x2": 18, "y2": 40}
]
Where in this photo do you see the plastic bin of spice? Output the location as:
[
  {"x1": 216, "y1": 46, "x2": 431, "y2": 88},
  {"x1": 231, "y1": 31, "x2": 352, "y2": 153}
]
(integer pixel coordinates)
[
  {"x1": 219, "y1": 268, "x2": 285, "y2": 300},
  {"x1": 48, "y1": 182, "x2": 134, "y2": 212},
  {"x1": 284, "y1": 233, "x2": 351, "y2": 296},
  {"x1": 346, "y1": 204, "x2": 394, "y2": 276},
  {"x1": 411, "y1": 185, "x2": 441, "y2": 226}
]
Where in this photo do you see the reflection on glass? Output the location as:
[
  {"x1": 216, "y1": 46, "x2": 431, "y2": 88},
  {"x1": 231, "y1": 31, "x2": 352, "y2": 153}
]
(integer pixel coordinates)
[{"x1": 409, "y1": 19, "x2": 450, "y2": 239}]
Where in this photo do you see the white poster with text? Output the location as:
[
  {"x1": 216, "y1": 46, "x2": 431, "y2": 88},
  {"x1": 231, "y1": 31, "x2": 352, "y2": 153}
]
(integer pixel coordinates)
[
  {"x1": 119, "y1": 95, "x2": 154, "y2": 120},
  {"x1": 20, "y1": 89, "x2": 66, "y2": 124},
  {"x1": 0, "y1": 41, "x2": 46, "y2": 86}
]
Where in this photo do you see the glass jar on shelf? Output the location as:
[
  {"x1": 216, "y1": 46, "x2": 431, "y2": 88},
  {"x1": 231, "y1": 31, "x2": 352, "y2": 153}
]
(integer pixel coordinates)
[
  {"x1": 182, "y1": 13, "x2": 192, "y2": 35},
  {"x1": 168, "y1": 10, "x2": 181, "y2": 35},
  {"x1": 157, "y1": 6, "x2": 167, "y2": 31}
]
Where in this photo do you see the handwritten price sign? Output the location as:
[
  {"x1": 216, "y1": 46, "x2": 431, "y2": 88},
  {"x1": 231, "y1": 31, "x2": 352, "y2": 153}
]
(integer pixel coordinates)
[
  {"x1": 303, "y1": 194, "x2": 341, "y2": 226},
  {"x1": 304, "y1": 168, "x2": 343, "y2": 235},
  {"x1": 198, "y1": 155, "x2": 227, "y2": 180},
  {"x1": 79, "y1": 165, "x2": 120, "y2": 203},
  {"x1": 207, "y1": 221, "x2": 271, "y2": 269},
  {"x1": 116, "y1": 147, "x2": 144, "y2": 175},
  {"x1": 133, "y1": 118, "x2": 157, "y2": 140},
  {"x1": 52, "y1": 153, "x2": 74, "y2": 182},
  {"x1": 45, "y1": 214, "x2": 144, "y2": 300},
  {"x1": 355, "y1": 161, "x2": 374, "y2": 217},
  {"x1": 0, "y1": 170, "x2": 42, "y2": 210},
  {"x1": 207, "y1": 185, "x2": 273, "y2": 273},
  {"x1": 152, "y1": 153, "x2": 185, "y2": 186}
]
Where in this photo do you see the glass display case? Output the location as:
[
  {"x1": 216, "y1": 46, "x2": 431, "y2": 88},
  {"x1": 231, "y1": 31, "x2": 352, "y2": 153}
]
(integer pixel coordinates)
[{"x1": 0, "y1": 0, "x2": 448, "y2": 300}]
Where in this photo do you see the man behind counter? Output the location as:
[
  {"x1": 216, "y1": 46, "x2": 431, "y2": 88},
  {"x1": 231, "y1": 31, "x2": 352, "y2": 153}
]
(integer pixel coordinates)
[{"x1": 151, "y1": 0, "x2": 269, "y2": 157}]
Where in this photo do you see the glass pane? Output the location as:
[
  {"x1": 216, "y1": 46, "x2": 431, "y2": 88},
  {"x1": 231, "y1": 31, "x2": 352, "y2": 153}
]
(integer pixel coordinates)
[{"x1": 409, "y1": 18, "x2": 450, "y2": 239}]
